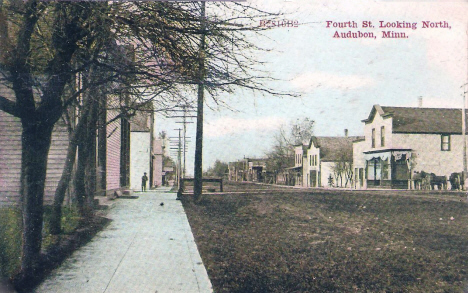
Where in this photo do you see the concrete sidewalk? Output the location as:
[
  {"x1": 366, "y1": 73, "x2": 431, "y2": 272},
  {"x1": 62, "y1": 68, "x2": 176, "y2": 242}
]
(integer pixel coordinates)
[{"x1": 34, "y1": 188, "x2": 212, "y2": 293}]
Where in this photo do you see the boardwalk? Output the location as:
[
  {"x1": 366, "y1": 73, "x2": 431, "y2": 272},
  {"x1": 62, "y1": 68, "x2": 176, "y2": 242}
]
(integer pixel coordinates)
[{"x1": 35, "y1": 188, "x2": 212, "y2": 293}]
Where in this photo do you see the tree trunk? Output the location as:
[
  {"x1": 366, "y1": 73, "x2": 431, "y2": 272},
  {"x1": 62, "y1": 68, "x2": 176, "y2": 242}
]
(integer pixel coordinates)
[
  {"x1": 75, "y1": 141, "x2": 89, "y2": 218},
  {"x1": 75, "y1": 96, "x2": 99, "y2": 220},
  {"x1": 49, "y1": 126, "x2": 80, "y2": 234},
  {"x1": 50, "y1": 142, "x2": 77, "y2": 234},
  {"x1": 20, "y1": 120, "x2": 54, "y2": 280},
  {"x1": 85, "y1": 108, "x2": 97, "y2": 209}
]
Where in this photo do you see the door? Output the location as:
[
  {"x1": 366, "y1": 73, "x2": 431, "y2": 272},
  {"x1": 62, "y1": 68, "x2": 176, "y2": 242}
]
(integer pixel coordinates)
[{"x1": 310, "y1": 170, "x2": 317, "y2": 187}]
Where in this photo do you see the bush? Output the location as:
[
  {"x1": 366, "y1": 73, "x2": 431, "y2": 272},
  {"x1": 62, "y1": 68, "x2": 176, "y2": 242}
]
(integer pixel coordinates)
[
  {"x1": 42, "y1": 205, "x2": 81, "y2": 250},
  {"x1": 0, "y1": 205, "x2": 81, "y2": 279}
]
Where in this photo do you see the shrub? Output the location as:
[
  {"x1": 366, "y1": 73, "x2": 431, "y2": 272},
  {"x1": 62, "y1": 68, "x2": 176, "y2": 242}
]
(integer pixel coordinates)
[{"x1": 0, "y1": 205, "x2": 81, "y2": 279}]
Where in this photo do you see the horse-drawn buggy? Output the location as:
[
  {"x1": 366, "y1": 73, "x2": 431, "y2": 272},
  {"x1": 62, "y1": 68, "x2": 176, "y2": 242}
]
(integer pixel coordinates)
[{"x1": 413, "y1": 171, "x2": 465, "y2": 190}]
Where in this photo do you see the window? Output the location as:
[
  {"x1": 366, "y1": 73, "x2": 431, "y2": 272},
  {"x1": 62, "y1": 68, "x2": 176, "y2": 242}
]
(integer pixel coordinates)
[
  {"x1": 371, "y1": 128, "x2": 376, "y2": 148},
  {"x1": 382, "y1": 158, "x2": 389, "y2": 179},
  {"x1": 309, "y1": 155, "x2": 312, "y2": 166},
  {"x1": 441, "y1": 134, "x2": 450, "y2": 151},
  {"x1": 380, "y1": 126, "x2": 385, "y2": 147}
]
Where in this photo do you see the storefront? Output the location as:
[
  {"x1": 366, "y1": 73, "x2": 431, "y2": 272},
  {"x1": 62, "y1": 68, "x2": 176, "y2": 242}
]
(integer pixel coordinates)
[{"x1": 364, "y1": 149, "x2": 412, "y2": 189}]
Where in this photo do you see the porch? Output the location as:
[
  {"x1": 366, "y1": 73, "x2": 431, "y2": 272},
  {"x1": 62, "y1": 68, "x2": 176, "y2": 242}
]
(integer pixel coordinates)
[{"x1": 364, "y1": 149, "x2": 412, "y2": 190}]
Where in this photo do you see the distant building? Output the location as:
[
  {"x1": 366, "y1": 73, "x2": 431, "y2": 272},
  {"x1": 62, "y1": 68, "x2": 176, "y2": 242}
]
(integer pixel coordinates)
[
  {"x1": 228, "y1": 160, "x2": 247, "y2": 181},
  {"x1": 152, "y1": 139, "x2": 164, "y2": 187},
  {"x1": 129, "y1": 109, "x2": 155, "y2": 191},
  {"x1": 352, "y1": 137, "x2": 367, "y2": 189},
  {"x1": 304, "y1": 135, "x2": 363, "y2": 188},
  {"x1": 290, "y1": 144, "x2": 307, "y2": 186},
  {"x1": 247, "y1": 158, "x2": 267, "y2": 182},
  {"x1": 227, "y1": 157, "x2": 267, "y2": 183}
]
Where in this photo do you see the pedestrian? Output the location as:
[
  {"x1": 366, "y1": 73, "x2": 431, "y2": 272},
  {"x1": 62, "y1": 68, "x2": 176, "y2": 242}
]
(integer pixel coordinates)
[{"x1": 141, "y1": 172, "x2": 148, "y2": 192}]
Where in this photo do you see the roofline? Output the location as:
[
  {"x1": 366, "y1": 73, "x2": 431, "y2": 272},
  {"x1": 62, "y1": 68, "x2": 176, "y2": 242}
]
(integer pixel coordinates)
[
  {"x1": 393, "y1": 131, "x2": 465, "y2": 135},
  {"x1": 308, "y1": 135, "x2": 364, "y2": 150},
  {"x1": 362, "y1": 104, "x2": 386, "y2": 123}
]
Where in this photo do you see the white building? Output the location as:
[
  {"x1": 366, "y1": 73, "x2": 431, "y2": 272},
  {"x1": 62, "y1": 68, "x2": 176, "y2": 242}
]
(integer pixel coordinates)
[
  {"x1": 304, "y1": 135, "x2": 362, "y2": 188},
  {"x1": 292, "y1": 144, "x2": 307, "y2": 186},
  {"x1": 355, "y1": 105, "x2": 467, "y2": 189},
  {"x1": 129, "y1": 110, "x2": 154, "y2": 191}
]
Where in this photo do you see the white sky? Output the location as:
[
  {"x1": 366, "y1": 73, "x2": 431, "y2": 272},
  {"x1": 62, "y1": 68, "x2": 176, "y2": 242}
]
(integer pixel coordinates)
[{"x1": 156, "y1": 0, "x2": 468, "y2": 175}]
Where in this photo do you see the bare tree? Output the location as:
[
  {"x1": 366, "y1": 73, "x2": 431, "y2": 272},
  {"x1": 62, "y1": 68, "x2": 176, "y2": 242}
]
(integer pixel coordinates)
[
  {"x1": 265, "y1": 118, "x2": 314, "y2": 183},
  {"x1": 0, "y1": 1, "x2": 291, "y2": 284},
  {"x1": 332, "y1": 149, "x2": 353, "y2": 188}
]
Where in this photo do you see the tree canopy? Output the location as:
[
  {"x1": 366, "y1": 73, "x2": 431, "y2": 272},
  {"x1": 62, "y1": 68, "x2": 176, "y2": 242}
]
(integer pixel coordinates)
[{"x1": 0, "y1": 1, "x2": 288, "y2": 286}]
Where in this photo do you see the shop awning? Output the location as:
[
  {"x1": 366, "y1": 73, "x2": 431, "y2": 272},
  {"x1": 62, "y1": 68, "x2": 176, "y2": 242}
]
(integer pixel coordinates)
[
  {"x1": 364, "y1": 149, "x2": 412, "y2": 161},
  {"x1": 285, "y1": 166, "x2": 302, "y2": 170}
]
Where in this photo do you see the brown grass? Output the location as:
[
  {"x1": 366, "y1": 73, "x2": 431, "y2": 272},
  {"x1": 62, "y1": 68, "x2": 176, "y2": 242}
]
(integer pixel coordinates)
[{"x1": 182, "y1": 182, "x2": 468, "y2": 292}]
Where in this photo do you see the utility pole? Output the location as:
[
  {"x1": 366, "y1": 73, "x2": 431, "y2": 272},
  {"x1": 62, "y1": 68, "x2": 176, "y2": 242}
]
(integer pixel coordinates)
[
  {"x1": 183, "y1": 105, "x2": 188, "y2": 178},
  {"x1": 194, "y1": 1, "x2": 206, "y2": 201},
  {"x1": 166, "y1": 104, "x2": 195, "y2": 188},
  {"x1": 174, "y1": 104, "x2": 194, "y2": 178},
  {"x1": 464, "y1": 23, "x2": 468, "y2": 188},
  {"x1": 169, "y1": 129, "x2": 183, "y2": 191},
  {"x1": 177, "y1": 128, "x2": 182, "y2": 191},
  {"x1": 463, "y1": 92, "x2": 467, "y2": 174}
]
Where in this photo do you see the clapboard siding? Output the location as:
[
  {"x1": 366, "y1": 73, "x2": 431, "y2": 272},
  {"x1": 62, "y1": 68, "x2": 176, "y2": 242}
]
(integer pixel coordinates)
[
  {"x1": 43, "y1": 122, "x2": 69, "y2": 203},
  {"x1": 1, "y1": 82, "x2": 127, "y2": 203},
  {"x1": 106, "y1": 109, "x2": 121, "y2": 190},
  {"x1": 0, "y1": 106, "x2": 22, "y2": 202},
  {"x1": 0, "y1": 83, "x2": 70, "y2": 203}
]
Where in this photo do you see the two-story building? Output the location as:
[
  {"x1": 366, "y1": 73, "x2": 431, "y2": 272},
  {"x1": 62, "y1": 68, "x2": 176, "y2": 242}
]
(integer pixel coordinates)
[
  {"x1": 304, "y1": 134, "x2": 363, "y2": 188},
  {"x1": 291, "y1": 144, "x2": 307, "y2": 186},
  {"x1": 129, "y1": 109, "x2": 155, "y2": 191},
  {"x1": 355, "y1": 105, "x2": 467, "y2": 189}
]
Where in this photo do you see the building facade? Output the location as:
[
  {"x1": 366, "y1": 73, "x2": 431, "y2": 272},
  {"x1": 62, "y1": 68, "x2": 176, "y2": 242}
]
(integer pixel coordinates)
[
  {"x1": 356, "y1": 105, "x2": 467, "y2": 189},
  {"x1": 129, "y1": 110, "x2": 155, "y2": 191},
  {"x1": 152, "y1": 139, "x2": 164, "y2": 187},
  {"x1": 304, "y1": 135, "x2": 362, "y2": 188},
  {"x1": 0, "y1": 82, "x2": 139, "y2": 203}
]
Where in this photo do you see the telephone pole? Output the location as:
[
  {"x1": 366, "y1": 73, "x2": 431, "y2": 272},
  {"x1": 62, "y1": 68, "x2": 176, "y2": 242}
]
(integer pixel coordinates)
[
  {"x1": 169, "y1": 129, "x2": 183, "y2": 190},
  {"x1": 464, "y1": 23, "x2": 468, "y2": 187},
  {"x1": 175, "y1": 105, "x2": 194, "y2": 178},
  {"x1": 166, "y1": 104, "x2": 195, "y2": 184},
  {"x1": 194, "y1": 1, "x2": 206, "y2": 201}
]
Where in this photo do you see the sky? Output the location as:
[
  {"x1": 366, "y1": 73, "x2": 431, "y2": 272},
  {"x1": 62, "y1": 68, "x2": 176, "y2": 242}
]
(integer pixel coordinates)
[{"x1": 155, "y1": 0, "x2": 468, "y2": 175}]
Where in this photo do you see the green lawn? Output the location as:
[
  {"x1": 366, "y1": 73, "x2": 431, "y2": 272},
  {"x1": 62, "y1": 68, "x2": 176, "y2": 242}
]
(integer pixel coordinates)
[
  {"x1": 0, "y1": 205, "x2": 81, "y2": 279},
  {"x1": 183, "y1": 183, "x2": 468, "y2": 292}
]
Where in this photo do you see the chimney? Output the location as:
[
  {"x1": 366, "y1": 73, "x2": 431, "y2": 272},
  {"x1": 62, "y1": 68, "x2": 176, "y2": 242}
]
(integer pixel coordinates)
[
  {"x1": 418, "y1": 97, "x2": 423, "y2": 108},
  {"x1": 344, "y1": 129, "x2": 348, "y2": 137}
]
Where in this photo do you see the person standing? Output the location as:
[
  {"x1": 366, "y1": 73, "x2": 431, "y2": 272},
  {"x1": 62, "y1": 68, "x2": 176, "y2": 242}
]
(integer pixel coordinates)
[{"x1": 141, "y1": 172, "x2": 148, "y2": 192}]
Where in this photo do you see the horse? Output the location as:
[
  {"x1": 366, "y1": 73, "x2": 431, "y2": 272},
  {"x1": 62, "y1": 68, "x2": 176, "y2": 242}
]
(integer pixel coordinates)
[
  {"x1": 412, "y1": 171, "x2": 424, "y2": 190},
  {"x1": 413, "y1": 171, "x2": 447, "y2": 190},
  {"x1": 429, "y1": 173, "x2": 447, "y2": 190},
  {"x1": 449, "y1": 172, "x2": 465, "y2": 190}
]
